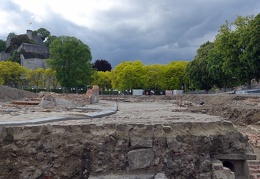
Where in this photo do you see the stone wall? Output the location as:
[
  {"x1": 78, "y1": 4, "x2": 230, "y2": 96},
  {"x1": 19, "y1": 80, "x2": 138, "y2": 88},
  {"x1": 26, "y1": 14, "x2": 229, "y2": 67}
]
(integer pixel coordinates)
[
  {"x1": 20, "y1": 56, "x2": 47, "y2": 70},
  {"x1": 0, "y1": 52, "x2": 11, "y2": 61},
  {"x1": 18, "y1": 43, "x2": 48, "y2": 57},
  {"x1": 0, "y1": 121, "x2": 255, "y2": 178}
]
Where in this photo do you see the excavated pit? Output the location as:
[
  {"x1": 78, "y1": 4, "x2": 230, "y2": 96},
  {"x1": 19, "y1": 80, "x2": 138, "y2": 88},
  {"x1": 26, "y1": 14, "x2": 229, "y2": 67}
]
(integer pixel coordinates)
[
  {"x1": 0, "y1": 88, "x2": 259, "y2": 178},
  {"x1": 0, "y1": 108, "x2": 256, "y2": 178}
]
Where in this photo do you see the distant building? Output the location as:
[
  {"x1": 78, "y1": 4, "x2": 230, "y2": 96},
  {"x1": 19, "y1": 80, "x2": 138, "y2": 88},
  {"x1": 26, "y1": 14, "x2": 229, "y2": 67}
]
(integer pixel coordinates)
[{"x1": 0, "y1": 30, "x2": 49, "y2": 70}]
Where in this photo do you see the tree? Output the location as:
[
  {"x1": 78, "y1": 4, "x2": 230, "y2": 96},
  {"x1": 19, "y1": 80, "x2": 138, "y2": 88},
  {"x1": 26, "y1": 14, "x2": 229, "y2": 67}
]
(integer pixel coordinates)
[
  {"x1": 186, "y1": 41, "x2": 215, "y2": 91},
  {"x1": 164, "y1": 61, "x2": 188, "y2": 90},
  {"x1": 207, "y1": 47, "x2": 238, "y2": 90},
  {"x1": 33, "y1": 28, "x2": 50, "y2": 41},
  {"x1": 214, "y1": 16, "x2": 254, "y2": 88},
  {"x1": 0, "y1": 39, "x2": 6, "y2": 52},
  {"x1": 91, "y1": 71, "x2": 112, "y2": 90},
  {"x1": 44, "y1": 68, "x2": 58, "y2": 89},
  {"x1": 93, "y1": 59, "x2": 112, "y2": 71},
  {"x1": 44, "y1": 35, "x2": 57, "y2": 47},
  {"x1": 0, "y1": 61, "x2": 27, "y2": 87},
  {"x1": 243, "y1": 13, "x2": 260, "y2": 82},
  {"x1": 111, "y1": 61, "x2": 145, "y2": 91},
  {"x1": 27, "y1": 68, "x2": 45, "y2": 90},
  {"x1": 48, "y1": 36, "x2": 93, "y2": 91},
  {"x1": 143, "y1": 64, "x2": 166, "y2": 90}
]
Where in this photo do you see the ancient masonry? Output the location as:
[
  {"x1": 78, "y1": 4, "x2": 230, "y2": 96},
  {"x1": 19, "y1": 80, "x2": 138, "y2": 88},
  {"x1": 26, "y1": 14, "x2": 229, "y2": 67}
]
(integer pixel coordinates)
[
  {"x1": 0, "y1": 30, "x2": 49, "y2": 70},
  {"x1": 0, "y1": 119, "x2": 258, "y2": 178}
]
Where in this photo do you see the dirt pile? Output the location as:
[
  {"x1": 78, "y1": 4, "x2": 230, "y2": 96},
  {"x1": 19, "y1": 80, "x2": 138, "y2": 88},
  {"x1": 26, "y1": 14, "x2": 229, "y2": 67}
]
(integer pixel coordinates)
[
  {"x1": 0, "y1": 85, "x2": 37, "y2": 102},
  {"x1": 182, "y1": 93, "x2": 260, "y2": 125}
]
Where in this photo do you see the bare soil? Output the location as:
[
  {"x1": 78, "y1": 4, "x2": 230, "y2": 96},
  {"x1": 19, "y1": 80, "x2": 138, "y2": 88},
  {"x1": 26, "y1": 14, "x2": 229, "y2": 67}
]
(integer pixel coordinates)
[{"x1": 1, "y1": 85, "x2": 260, "y2": 157}]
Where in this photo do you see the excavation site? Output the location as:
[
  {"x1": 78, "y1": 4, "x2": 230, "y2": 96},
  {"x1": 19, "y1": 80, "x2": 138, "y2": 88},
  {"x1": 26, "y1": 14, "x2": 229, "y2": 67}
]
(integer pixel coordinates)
[{"x1": 0, "y1": 85, "x2": 260, "y2": 179}]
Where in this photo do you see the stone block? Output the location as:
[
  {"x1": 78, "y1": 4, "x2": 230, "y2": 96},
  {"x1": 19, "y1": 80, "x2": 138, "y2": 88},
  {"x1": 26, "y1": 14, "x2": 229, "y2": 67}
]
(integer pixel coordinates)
[
  {"x1": 154, "y1": 172, "x2": 167, "y2": 179},
  {"x1": 127, "y1": 149, "x2": 154, "y2": 170},
  {"x1": 131, "y1": 138, "x2": 153, "y2": 148},
  {"x1": 213, "y1": 167, "x2": 235, "y2": 179}
]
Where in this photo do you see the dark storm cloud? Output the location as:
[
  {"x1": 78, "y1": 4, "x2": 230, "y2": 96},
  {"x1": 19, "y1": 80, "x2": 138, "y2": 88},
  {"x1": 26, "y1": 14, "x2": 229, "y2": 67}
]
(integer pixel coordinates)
[
  {"x1": 1, "y1": 0, "x2": 259, "y2": 67},
  {"x1": 83, "y1": 0, "x2": 260, "y2": 67}
]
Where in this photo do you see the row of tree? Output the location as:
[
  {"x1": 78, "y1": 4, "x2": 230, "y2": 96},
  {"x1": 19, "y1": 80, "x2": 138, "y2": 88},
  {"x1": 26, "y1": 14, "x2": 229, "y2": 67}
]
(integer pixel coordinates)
[
  {"x1": 0, "y1": 61, "x2": 57, "y2": 89},
  {"x1": 92, "y1": 60, "x2": 188, "y2": 91},
  {"x1": 0, "y1": 59, "x2": 188, "y2": 92},
  {"x1": 186, "y1": 13, "x2": 260, "y2": 90},
  {"x1": 1, "y1": 13, "x2": 259, "y2": 92}
]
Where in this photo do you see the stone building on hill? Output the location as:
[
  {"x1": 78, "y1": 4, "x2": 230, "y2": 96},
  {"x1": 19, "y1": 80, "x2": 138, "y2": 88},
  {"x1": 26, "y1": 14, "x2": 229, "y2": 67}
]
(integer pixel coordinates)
[{"x1": 0, "y1": 30, "x2": 49, "y2": 70}]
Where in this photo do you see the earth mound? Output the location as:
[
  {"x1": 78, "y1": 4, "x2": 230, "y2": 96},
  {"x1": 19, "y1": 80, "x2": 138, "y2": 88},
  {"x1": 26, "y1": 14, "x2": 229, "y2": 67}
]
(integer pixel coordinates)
[{"x1": 0, "y1": 85, "x2": 37, "y2": 102}]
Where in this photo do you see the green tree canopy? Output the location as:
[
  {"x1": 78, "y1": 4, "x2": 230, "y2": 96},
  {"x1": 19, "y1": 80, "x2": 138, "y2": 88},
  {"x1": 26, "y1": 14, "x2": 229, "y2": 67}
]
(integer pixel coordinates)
[
  {"x1": 111, "y1": 60, "x2": 145, "y2": 91},
  {"x1": 33, "y1": 28, "x2": 50, "y2": 41},
  {"x1": 44, "y1": 35, "x2": 57, "y2": 47},
  {"x1": 26, "y1": 68, "x2": 45, "y2": 89},
  {"x1": 143, "y1": 64, "x2": 166, "y2": 90},
  {"x1": 214, "y1": 15, "x2": 256, "y2": 88},
  {"x1": 164, "y1": 61, "x2": 188, "y2": 90},
  {"x1": 186, "y1": 41, "x2": 214, "y2": 91},
  {"x1": 0, "y1": 61, "x2": 27, "y2": 87},
  {"x1": 91, "y1": 71, "x2": 112, "y2": 90},
  {"x1": 48, "y1": 36, "x2": 93, "y2": 90}
]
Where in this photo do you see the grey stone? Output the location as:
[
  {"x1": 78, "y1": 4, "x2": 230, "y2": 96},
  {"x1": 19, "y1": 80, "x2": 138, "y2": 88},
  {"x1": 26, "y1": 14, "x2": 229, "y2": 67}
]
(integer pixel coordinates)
[
  {"x1": 127, "y1": 149, "x2": 154, "y2": 170},
  {"x1": 37, "y1": 152, "x2": 45, "y2": 161},
  {"x1": 89, "y1": 174, "x2": 154, "y2": 179},
  {"x1": 41, "y1": 124, "x2": 53, "y2": 135},
  {"x1": 154, "y1": 172, "x2": 167, "y2": 179},
  {"x1": 213, "y1": 167, "x2": 235, "y2": 179},
  {"x1": 32, "y1": 168, "x2": 42, "y2": 178},
  {"x1": 131, "y1": 138, "x2": 153, "y2": 148}
]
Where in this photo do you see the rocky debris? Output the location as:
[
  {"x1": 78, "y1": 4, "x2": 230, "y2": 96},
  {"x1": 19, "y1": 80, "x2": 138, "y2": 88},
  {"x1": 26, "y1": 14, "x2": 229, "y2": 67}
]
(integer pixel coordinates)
[
  {"x1": 212, "y1": 161, "x2": 235, "y2": 179},
  {"x1": 86, "y1": 85, "x2": 100, "y2": 104},
  {"x1": 243, "y1": 132, "x2": 260, "y2": 148},
  {"x1": 154, "y1": 173, "x2": 167, "y2": 179},
  {"x1": 248, "y1": 160, "x2": 260, "y2": 179},
  {"x1": 0, "y1": 121, "x2": 255, "y2": 178},
  {"x1": 127, "y1": 149, "x2": 154, "y2": 169},
  {"x1": 38, "y1": 92, "x2": 90, "y2": 108},
  {"x1": 182, "y1": 93, "x2": 260, "y2": 125}
]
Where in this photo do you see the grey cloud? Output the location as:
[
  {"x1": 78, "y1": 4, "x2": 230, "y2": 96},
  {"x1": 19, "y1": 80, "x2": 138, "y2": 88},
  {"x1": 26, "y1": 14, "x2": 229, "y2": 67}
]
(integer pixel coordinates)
[{"x1": 1, "y1": 0, "x2": 259, "y2": 68}]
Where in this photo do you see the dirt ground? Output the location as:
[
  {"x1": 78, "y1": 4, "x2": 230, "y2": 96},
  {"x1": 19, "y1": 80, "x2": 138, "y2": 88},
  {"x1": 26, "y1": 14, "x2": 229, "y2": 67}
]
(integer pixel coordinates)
[{"x1": 1, "y1": 85, "x2": 260, "y2": 158}]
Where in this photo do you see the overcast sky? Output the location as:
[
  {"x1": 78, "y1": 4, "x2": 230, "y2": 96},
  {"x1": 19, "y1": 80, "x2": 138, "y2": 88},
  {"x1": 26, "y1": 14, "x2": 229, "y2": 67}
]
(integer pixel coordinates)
[{"x1": 1, "y1": 0, "x2": 259, "y2": 67}]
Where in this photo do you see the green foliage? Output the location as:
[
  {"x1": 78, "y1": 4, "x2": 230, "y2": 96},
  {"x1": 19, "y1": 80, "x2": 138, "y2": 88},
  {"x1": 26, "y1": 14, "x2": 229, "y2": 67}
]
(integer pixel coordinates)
[
  {"x1": 44, "y1": 35, "x2": 57, "y2": 47},
  {"x1": 48, "y1": 36, "x2": 93, "y2": 90},
  {"x1": 111, "y1": 61, "x2": 146, "y2": 91},
  {"x1": 44, "y1": 68, "x2": 58, "y2": 89},
  {"x1": 111, "y1": 60, "x2": 188, "y2": 91},
  {"x1": 164, "y1": 61, "x2": 188, "y2": 90},
  {"x1": 244, "y1": 14, "x2": 260, "y2": 81},
  {"x1": 9, "y1": 50, "x2": 21, "y2": 63},
  {"x1": 187, "y1": 13, "x2": 260, "y2": 90},
  {"x1": 0, "y1": 39, "x2": 6, "y2": 52},
  {"x1": 0, "y1": 61, "x2": 27, "y2": 87},
  {"x1": 143, "y1": 64, "x2": 166, "y2": 90},
  {"x1": 91, "y1": 71, "x2": 112, "y2": 90},
  {"x1": 33, "y1": 28, "x2": 50, "y2": 41},
  {"x1": 26, "y1": 68, "x2": 45, "y2": 89},
  {"x1": 186, "y1": 41, "x2": 215, "y2": 91}
]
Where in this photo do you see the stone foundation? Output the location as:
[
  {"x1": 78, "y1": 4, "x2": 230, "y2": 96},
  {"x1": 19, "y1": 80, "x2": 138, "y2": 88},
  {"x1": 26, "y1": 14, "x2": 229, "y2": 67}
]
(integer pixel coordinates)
[{"x1": 0, "y1": 120, "x2": 256, "y2": 178}]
